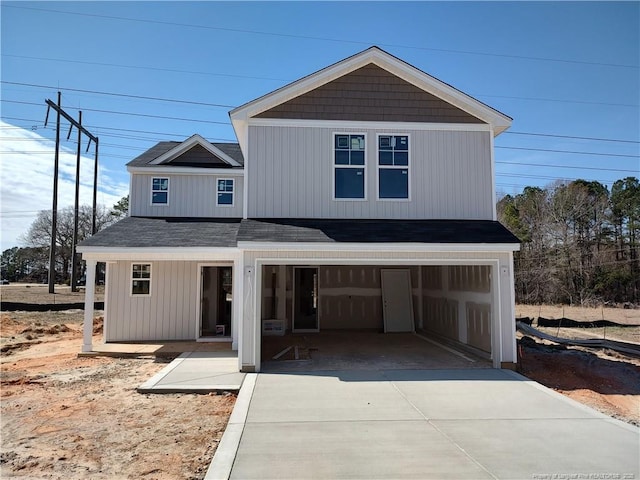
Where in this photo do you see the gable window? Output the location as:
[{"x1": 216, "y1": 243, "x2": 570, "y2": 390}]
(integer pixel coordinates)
[
  {"x1": 151, "y1": 178, "x2": 169, "y2": 204},
  {"x1": 131, "y1": 263, "x2": 151, "y2": 296},
  {"x1": 378, "y1": 135, "x2": 409, "y2": 199},
  {"x1": 334, "y1": 134, "x2": 365, "y2": 199},
  {"x1": 217, "y1": 179, "x2": 234, "y2": 206}
]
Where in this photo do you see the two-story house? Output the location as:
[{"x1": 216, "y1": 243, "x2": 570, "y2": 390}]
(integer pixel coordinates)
[{"x1": 78, "y1": 47, "x2": 520, "y2": 371}]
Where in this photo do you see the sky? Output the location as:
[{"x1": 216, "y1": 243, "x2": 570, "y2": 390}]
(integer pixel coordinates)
[{"x1": 1, "y1": 1, "x2": 638, "y2": 251}]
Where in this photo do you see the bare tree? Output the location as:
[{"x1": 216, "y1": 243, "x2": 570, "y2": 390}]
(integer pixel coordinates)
[{"x1": 20, "y1": 205, "x2": 115, "y2": 282}]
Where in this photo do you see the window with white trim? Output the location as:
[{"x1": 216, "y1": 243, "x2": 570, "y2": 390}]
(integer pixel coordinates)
[
  {"x1": 151, "y1": 178, "x2": 169, "y2": 204},
  {"x1": 131, "y1": 263, "x2": 151, "y2": 296},
  {"x1": 334, "y1": 134, "x2": 365, "y2": 199},
  {"x1": 378, "y1": 135, "x2": 409, "y2": 199},
  {"x1": 217, "y1": 178, "x2": 234, "y2": 206}
]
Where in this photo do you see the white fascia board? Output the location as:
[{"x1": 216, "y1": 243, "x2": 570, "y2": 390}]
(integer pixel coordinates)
[
  {"x1": 150, "y1": 134, "x2": 241, "y2": 167},
  {"x1": 237, "y1": 242, "x2": 521, "y2": 253},
  {"x1": 230, "y1": 47, "x2": 511, "y2": 137},
  {"x1": 254, "y1": 257, "x2": 502, "y2": 267},
  {"x1": 248, "y1": 118, "x2": 492, "y2": 132},
  {"x1": 127, "y1": 166, "x2": 244, "y2": 176},
  {"x1": 78, "y1": 246, "x2": 242, "y2": 262},
  {"x1": 231, "y1": 119, "x2": 248, "y2": 164}
]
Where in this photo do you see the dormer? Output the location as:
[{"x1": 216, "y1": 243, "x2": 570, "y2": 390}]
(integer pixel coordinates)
[{"x1": 127, "y1": 134, "x2": 244, "y2": 218}]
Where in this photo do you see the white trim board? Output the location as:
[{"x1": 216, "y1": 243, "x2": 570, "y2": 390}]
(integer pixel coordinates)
[
  {"x1": 248, "y1": 118, "x2": 493, "y2": 132},
  {"x1": 128, "y1": 166, "x2": 244, "y2": 175},
  {"x1": 237, "y1": 242, "x2": 520, "y2": 252}
]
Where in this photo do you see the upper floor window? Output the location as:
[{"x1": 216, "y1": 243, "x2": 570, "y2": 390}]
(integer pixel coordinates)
[
  {"x1": 131, "y1": 263, "x2": 151, "y2": 296},
  {"x1": 334, "y1": 134, "x2": 365, "y2": 199},
  {"x1": 378, "y1": 135, "x2": 409, "y2": 199},
  {"x1": 151, "y1": 177, "x2": 169, "y2": 204},
  {"x1": 217, "y1": 178, "x2": 234, "y2": 206}
]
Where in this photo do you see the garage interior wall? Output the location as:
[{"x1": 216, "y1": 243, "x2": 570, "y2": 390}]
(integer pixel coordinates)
[
  {"x1": 260, "y1": 265, "x2": 421, "y2": 331},
  {"x1": 421, "y1": 265, "x2": 493, "y2": 353}
]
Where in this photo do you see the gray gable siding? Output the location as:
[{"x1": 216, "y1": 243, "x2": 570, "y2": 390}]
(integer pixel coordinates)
[{"x1": 254, "y1": 64, "x2": 485, "y2": 124}]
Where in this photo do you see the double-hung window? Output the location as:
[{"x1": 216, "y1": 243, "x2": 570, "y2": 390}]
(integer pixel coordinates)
[
  {"x1": 151, "y1": 177, "x2": 169, "y2": 205},
  {"x1": 217, "y1": 178, "x2": 234, "y2": 206},
  {"x1": 131, "y1": 263, "x2": 151, "y2": 296},
  {"x1": 378, "y1": 135, "x2": 409, "y2": 199},
  {"x1": 334, "y1": 134, "x2": 365, "y2": 199}
]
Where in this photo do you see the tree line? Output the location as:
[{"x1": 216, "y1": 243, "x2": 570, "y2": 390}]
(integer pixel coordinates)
[
  {"x1": 1, "y1": 197, "x2": 128, "y2": 284},
  {"x1": 3, "y1": 183, "x2": 639, "y2": 307},
  {"x1": 498, "y1": 177, "x2": 639, "y2": 306}
]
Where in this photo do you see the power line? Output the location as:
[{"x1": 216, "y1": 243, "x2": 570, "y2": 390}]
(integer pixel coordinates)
[
  {"x1": 4, "y1": 96, "x2": 639, "y2": 147},
  {"x1": 495, "y1": 161, "x2": 637, "y2": 173},
  {"x1": 495, "y1": 146, "x2": 639, "y2": 158},
  {"x1": 5, "y1": 4, "x2": 639, "y2": 69},
  {"x1": 1, "y1": 100, "x2": 232, "y2": 125},
  {"x1": 477, "y1": 94, "x2": 638, "y2": 109},
  {"x1": 2, "y1": 56, "x2": 286, "y2": 83},
  {"x1": 1, "y1": 80, "x2": 236, "y2": 108},
  {"x1": 4, "y1": 78, "x2": 638, "y2": 111},
  {"x1": 504, "y1": 131, "x2": 640, "y2": 144}
]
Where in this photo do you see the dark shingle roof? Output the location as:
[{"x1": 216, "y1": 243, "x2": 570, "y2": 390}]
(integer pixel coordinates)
[
  {"x1": 80, "y1": 217, "x2": 519, "y2": 249},
  {"x1": 79, "y1": 217, "x2": 241, "y2": 248},
  {"x1": 237, "y1": 219, "x2": 520, "y2": 244},
  {"x1": 127, "y1": 141, "x2": 244, "y2": 167}
]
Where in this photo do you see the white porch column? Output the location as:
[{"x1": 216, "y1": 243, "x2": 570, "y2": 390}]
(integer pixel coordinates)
[{"x1": 82, "y1": 259, "x2": 97, "y2": 353}]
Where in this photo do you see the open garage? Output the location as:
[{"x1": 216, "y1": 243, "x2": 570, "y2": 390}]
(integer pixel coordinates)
[{"x1": 250, "y1": 260, "x2": 509, "y2": 372}]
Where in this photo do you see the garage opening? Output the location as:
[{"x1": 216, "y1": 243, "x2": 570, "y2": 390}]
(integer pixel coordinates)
[{"x1": 259, "y1": 264, "x2": 493, "y2": 370}]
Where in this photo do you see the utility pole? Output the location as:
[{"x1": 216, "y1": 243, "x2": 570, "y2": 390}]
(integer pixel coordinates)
[
  {"x1": 44, "y1": 99, "x2": 98, "y2": 293},
  {"x1": 92, "y1": 137, "x2": 99, "y2": 234},
  {"x1": 45, "y1": 92, "x2": 61, "y2": 294},
  {"x1": 71, "y1": 111, "x2": 82, "y2": 292}
]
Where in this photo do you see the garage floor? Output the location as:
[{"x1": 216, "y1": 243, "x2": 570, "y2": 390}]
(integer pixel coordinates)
[{"x1": 261, "y1": 331, "x2": 491, "y2": 372}]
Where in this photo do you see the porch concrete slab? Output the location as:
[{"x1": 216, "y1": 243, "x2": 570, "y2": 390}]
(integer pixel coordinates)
[
  {"x1": 81, "y1": 340, "x2": 232, "y2": 357},
  {"x1": 212, "y1": 368, "x2": 639, "y2": 480},
  {"x1": 138, "y1": 351, "x2": 244, "y2": 393}
]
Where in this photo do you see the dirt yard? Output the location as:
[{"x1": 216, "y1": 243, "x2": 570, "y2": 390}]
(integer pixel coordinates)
[
  {"x1": 1, "y1": 285, "x2": 639, "y2": 478},
  {"x1": 1, "y1": 292, "x2": 235, "y2": 479}
]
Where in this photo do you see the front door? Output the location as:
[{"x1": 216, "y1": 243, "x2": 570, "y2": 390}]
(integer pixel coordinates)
[
  {"x1": 200, "y1": 266, "x2": 232, "y2": 337},
  {"x1": 381, "y1": 269, "x2": 415, "y2": 333},
  {"x1": 293, "y1": 267, "x2": 319, "y2": 332}
]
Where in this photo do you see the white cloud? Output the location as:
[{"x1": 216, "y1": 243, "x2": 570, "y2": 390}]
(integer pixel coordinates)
[{"x1": 0, "y1": 121, "x2": 129, "y2": 251}]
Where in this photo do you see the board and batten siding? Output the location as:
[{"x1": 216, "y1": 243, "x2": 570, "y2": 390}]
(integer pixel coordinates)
[
  {"x1": 130, "y1": 173, "x2": 243, "y2": 217},
  {"x1": 105, "y1": 261, "x2": 199, "y2": 341},
  {"x1": 247, "y1": 125, "x2": 493, "y2": 219}
]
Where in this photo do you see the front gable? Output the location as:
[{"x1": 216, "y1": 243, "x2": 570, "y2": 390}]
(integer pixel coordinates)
[
  {"x1": 150, "y1": 134, "x2": 242, "y2": 168},
  {"x1": 165, "y1": 144, "x2": 232, "y2": 168},
  {"x1": 255, "y1": 64, "x2": 484, "y2": 124},
  {"x1": 231, "y1": 47, "x2": 512, "y2": 153}
]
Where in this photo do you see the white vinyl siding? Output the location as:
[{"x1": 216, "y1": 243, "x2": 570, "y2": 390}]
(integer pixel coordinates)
[
  {"x1": 247, "y1": 125, "x2": 493, "y2": 219},
  {"x1": 130, "y1": 174, "x2": 243, "y2": 217},
  {"x1": 105, "y1": 261, "x2": 199, "y2": 341}
]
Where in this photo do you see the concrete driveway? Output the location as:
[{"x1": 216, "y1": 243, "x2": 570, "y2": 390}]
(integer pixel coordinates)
[{"x1": 207, "y1": 368, "x2": 639, "y2": 480}]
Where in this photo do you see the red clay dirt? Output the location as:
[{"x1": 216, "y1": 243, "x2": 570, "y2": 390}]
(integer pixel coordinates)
[
  {"x1": 1, "y1": 311, "x2": 235, "y2": 479},
  {"x1": 1, "y1": 292, "x2": 639, "y2": 478}
]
